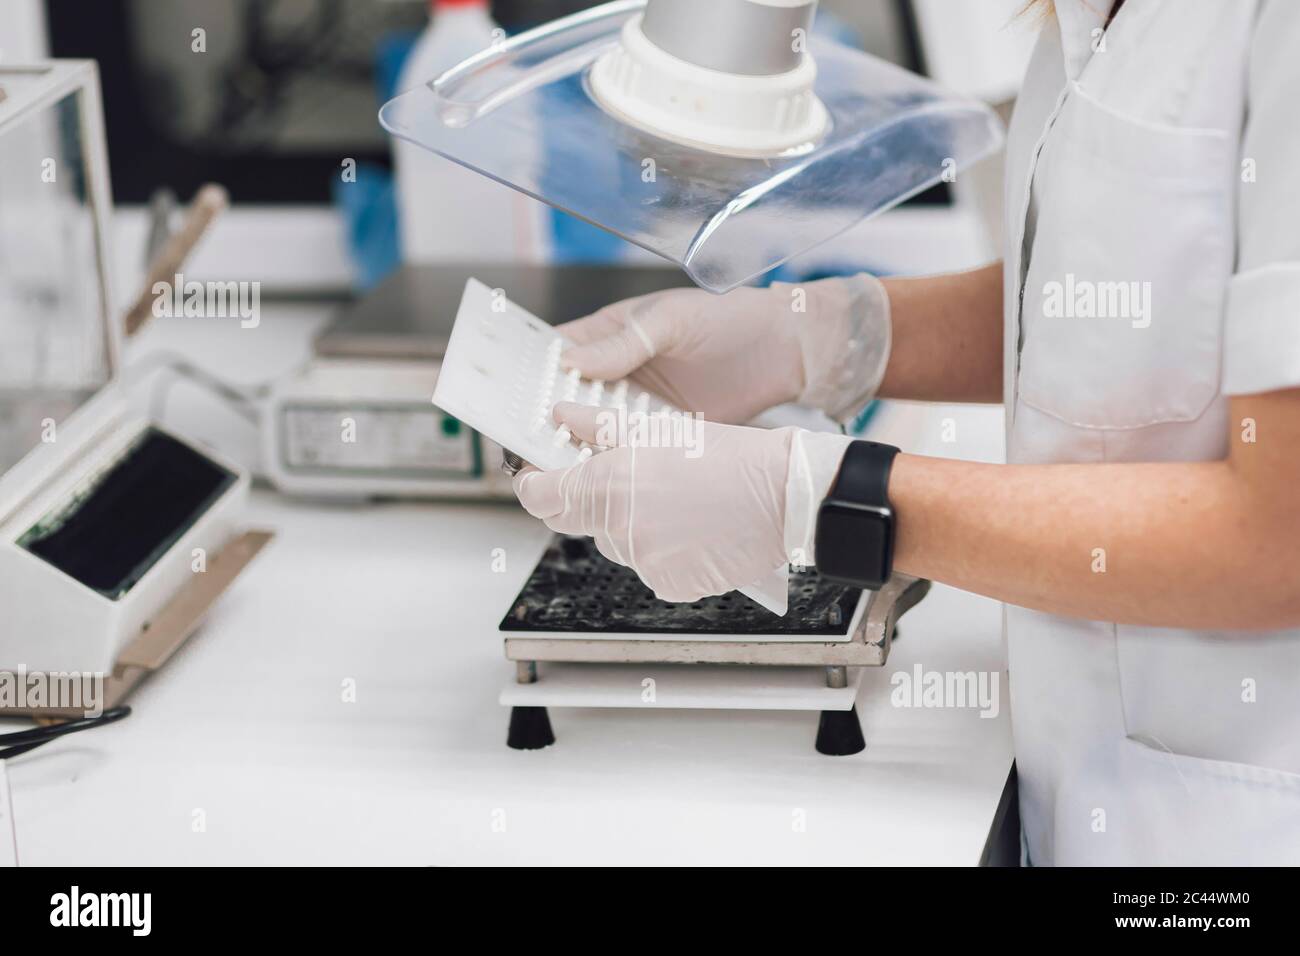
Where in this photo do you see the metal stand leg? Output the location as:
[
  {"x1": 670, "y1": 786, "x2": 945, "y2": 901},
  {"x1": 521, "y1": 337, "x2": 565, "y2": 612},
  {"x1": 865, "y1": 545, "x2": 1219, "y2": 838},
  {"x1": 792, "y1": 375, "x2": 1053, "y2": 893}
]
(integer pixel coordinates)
[{"x1": 507, "y1": 661, "x2": 555, "y2": 750}]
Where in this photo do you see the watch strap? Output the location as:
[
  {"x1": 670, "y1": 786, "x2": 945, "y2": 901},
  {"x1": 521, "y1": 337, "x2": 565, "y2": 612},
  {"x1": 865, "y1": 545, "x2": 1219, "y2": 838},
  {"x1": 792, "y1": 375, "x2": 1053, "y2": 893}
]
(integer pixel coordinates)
[{"x1": 829, "y1": 440, "x2": 899, "y2": 508}]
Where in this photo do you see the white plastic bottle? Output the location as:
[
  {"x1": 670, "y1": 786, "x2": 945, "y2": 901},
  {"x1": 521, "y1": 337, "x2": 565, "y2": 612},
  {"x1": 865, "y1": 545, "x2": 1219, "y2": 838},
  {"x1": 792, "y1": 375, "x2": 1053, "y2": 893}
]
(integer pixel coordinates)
[{"x1": 393, "y1": 0, "x2": 551, "y2": 263}]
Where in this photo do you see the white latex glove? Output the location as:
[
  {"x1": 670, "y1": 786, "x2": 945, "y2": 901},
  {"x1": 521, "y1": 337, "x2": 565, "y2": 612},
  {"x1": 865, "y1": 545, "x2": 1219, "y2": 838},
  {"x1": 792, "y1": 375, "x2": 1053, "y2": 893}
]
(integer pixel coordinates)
[
  {"x1": 512, "y1": 402, "x2": 857, "y2": 604},
  {"x1": 559, "y1": 274, "x2": 892, "y2": 425}
]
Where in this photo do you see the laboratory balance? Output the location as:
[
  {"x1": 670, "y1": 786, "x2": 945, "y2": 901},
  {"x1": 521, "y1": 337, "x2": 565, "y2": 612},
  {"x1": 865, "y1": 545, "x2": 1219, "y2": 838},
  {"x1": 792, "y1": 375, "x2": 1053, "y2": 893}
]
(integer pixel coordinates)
[
  {"x1": 0, "y1": 61, "x2": 266, "y2": 717},
  {"x1": 500, "y1": 536, "x2": 928, "y2": 755}
]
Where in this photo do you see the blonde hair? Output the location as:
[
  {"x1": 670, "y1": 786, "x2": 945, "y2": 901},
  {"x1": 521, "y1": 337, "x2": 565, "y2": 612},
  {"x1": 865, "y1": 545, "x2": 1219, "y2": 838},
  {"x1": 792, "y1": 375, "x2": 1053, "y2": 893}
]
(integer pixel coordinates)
[{"x1": 1020, "y1": 1, "x2": 1120, "y2": 22}]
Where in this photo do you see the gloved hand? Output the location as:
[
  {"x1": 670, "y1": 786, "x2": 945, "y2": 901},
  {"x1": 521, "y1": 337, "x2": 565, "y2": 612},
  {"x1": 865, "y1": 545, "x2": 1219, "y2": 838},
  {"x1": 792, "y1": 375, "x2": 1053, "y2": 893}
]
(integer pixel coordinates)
[
  {"x1": 559, "y1": 274, "x2": 892, "y2": 425},
  {"x1": 513, "y1": 402, "x2": 855, "y2": 604}
]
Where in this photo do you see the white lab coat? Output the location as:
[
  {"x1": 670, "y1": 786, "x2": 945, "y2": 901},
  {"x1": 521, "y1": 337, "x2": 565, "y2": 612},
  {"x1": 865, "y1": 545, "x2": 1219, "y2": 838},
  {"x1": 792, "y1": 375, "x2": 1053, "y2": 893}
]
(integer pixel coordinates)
[{"x1": 1003, "y1": 0, "x2": 1300, "y2": 865}]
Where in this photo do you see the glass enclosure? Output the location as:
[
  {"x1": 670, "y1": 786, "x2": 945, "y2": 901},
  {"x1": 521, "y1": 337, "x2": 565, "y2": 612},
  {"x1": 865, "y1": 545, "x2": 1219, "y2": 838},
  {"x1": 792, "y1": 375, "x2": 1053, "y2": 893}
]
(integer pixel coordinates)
[{"x1": 0, "y1": 76, "x2": 112, "y2": 474}]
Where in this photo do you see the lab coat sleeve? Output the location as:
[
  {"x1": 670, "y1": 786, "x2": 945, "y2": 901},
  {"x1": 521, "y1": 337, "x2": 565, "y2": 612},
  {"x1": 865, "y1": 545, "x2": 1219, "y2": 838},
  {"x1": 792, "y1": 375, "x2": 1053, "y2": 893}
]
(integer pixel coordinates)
[{"x1": 1222, "y1": 0, "x2": 1300, "y2": 396}]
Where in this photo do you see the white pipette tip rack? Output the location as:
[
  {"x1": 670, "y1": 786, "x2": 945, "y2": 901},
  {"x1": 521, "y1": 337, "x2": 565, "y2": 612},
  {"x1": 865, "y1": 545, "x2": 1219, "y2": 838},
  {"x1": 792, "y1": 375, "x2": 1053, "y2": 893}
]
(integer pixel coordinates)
[
  {"x1": 433, "y1": 278, "x2": 789, "y2": 615},
  {"x1": 434, "y1": 278, "x2": 676, "y2": 473}
]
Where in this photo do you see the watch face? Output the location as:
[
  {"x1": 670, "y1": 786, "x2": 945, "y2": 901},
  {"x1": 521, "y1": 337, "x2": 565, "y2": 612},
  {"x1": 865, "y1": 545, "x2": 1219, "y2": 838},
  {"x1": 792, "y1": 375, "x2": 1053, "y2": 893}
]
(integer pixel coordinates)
[{"x1": 816, "y1": 501, "x2": 892, "y2": 587}]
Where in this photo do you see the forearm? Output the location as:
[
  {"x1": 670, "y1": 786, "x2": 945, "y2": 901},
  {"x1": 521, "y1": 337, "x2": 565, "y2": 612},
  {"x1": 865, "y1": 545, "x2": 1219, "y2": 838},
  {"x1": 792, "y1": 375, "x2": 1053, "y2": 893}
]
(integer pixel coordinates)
[
  {"x1": 888, "y1": 453, "x2": 1300, "y2": 630},
  {"x1": 878, "y1": 263, "x2": 1003, "y2": 404}
]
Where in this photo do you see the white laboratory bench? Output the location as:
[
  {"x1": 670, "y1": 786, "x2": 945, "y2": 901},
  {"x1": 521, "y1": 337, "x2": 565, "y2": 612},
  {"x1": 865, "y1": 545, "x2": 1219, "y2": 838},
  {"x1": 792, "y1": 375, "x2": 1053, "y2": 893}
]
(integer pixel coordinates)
[{"x1": 3, "y1": 286, "x2": 1015, "y2": 867}]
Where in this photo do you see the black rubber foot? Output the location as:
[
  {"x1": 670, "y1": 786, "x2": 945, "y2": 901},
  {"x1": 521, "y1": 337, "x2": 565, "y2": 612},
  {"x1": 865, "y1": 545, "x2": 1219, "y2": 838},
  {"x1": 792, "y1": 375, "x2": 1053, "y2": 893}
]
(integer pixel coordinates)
[
  {"x1": 816, "y1": 706, "x2": 866, "y2": 756},
  {"x1": 507, "y1": 706, "x2": 555, "y2": 750}
]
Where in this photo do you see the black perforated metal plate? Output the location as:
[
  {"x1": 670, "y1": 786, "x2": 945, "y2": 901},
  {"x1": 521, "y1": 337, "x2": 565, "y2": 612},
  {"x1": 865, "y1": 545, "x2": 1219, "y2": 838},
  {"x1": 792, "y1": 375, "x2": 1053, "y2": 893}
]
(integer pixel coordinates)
[{"x1": 500, "y1": 536, "x2": 861, "y2": 636}]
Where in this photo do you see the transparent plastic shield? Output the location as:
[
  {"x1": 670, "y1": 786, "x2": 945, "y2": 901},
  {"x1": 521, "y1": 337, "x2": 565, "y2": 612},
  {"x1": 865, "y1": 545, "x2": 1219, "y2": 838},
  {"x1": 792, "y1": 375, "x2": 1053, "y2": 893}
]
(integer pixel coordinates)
[{"x1": 380, "y1": 0, "x2": 1004, "y2": 292}]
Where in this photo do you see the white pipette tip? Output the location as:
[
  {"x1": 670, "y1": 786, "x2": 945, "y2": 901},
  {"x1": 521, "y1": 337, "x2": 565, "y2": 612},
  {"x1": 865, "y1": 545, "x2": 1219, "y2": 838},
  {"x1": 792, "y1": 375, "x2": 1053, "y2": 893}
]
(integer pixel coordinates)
[{"x1": 563, "y1": 367, "x2": 581, "y2": 401}]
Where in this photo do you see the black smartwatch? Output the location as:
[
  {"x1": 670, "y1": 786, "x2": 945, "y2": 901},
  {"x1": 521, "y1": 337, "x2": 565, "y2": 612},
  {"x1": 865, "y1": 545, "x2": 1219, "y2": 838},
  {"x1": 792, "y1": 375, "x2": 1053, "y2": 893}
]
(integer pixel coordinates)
[{"x1": 814, "y1": 440, "x2": 900, "y2": 589}]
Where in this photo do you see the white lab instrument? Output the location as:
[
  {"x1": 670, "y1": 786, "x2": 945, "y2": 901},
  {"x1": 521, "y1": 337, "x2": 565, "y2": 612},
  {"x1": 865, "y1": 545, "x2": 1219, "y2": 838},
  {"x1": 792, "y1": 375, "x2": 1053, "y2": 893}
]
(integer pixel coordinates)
[
  {"x1": 433, "y1": 278, "x2": 789, "y2": 613},
  {"x1": 257, "y1": 263, "x2": 513, "y2": 500},
  {"x1": 0, "y1": 62, "x2": 264, "y2": 706},
  {"x1": 262, "y1": 356, "x2": 513, "y2": 500},
  {"x1": 380, "y1": 0, "x2": 1004, "y2": 292},
  {"x1": 259, "y1": 264, "x2": 697, "y2": 501}
]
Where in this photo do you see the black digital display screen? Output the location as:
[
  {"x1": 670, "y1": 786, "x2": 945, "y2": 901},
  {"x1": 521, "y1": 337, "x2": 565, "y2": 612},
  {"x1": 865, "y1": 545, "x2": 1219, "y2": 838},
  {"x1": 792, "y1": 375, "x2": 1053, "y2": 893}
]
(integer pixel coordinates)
[{"x1": 19, "y1": 428, "x2": 236, "y2": 600}]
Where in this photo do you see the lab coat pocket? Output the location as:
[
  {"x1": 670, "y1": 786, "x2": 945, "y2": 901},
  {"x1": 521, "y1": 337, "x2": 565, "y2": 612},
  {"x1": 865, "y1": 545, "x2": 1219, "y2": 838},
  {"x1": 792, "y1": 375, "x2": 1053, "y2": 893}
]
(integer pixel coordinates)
[
  {"x1": 1053, "y1": 736, "x2": 1300, "y2": 865},
  {"x1": 1018, "y1": 84, "x2": 1233, "y2": 430}
]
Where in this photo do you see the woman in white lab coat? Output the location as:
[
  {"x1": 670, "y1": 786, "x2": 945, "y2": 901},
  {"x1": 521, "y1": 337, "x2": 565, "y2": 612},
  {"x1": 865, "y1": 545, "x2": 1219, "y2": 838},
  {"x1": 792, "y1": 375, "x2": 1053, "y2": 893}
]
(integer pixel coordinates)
[{"x1": 514, "y1": 0, "x2": 1300, "y2": 865}]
